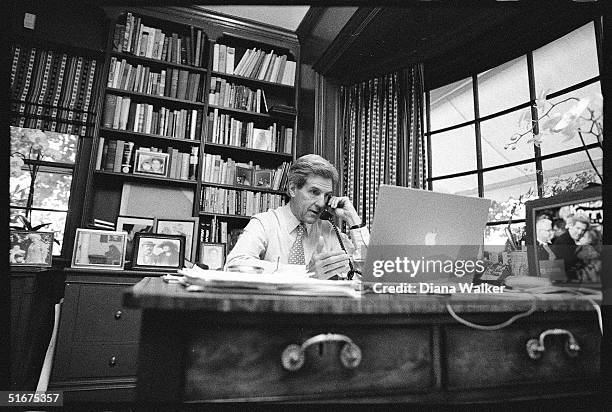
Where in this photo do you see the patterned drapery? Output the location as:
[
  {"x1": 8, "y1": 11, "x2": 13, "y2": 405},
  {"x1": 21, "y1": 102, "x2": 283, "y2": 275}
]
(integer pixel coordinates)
[{"x1": 340, "y1": 65, "x2": 426, "y2": 227}]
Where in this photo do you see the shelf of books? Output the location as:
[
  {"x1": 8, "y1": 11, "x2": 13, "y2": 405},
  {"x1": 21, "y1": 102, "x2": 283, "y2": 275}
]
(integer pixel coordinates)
[
  {"x1": 85, "y1": 10, "x2": 210, "y2": 231},
  {"x1": 199, "y1": 34, "x2": 297, "y2": 257}
]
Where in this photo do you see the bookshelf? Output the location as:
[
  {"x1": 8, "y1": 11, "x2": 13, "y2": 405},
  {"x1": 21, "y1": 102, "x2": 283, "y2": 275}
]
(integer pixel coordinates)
[
  {"x1": 83, "y1": 10, "x2": 210, "y2": 236},
  {"x1": 199, "y1": 33, "x2": 298, "y2": 256}
]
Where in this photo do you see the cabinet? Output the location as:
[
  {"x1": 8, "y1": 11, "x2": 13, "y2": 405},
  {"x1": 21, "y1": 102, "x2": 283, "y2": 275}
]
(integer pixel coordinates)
[{"x1": 48, "y1": 271, "x2": 146, "y2": 402}]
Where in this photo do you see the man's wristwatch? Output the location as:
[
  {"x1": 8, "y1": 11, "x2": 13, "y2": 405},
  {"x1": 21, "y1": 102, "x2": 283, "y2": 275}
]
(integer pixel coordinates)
[{"x1": 349, "y1": 222, "x2": 366, "y2": 230}]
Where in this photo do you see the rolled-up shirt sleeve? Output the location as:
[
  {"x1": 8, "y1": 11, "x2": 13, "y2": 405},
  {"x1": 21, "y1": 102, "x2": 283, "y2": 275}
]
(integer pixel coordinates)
[{"x1": 224, "y1": 217, "x2": 277, "y2": 272}]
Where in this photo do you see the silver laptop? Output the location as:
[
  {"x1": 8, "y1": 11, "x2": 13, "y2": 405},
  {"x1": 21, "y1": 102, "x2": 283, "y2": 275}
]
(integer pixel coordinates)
[{"x1": 363, "y1": 185, "x2": 491, "y2": 284}]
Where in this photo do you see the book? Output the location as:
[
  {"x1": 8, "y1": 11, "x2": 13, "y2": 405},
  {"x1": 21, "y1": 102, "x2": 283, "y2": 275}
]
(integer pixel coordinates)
[
  {"x1": 95, "y1": 137, "x2": 105, "y2": 170},
  {"x1": 226, "y1": 46, "x2": 235, "y2": 74},
  {"x1": 104, "y1": 140, "x2": 117, "y2": 171},
  {"x1": 282, "y1": 60, "x2": 296, "y2": 86},
  {"x1": 121, "y1": 141, "x2": 135, "y2": 173},
  {"x1": 212, "y1": 43, "x2": 219, "y2": 72},
  {"x1": 113, "y1": 140, "x2": 125, "y2": 172}
]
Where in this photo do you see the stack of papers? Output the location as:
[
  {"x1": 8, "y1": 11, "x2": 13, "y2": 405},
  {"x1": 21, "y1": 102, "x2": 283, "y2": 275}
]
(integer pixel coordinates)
[{"x1": 178, "y1": 266, "x2": 361, "y2": 298}]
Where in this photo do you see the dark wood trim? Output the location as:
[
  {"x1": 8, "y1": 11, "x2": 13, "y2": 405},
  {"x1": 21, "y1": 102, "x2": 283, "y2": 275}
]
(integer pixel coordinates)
[
  {"x1": 296, "y1": 7, "x2": 326, "y2": 41},
  {"x1": 104, "y1": 6, "x2": 299, "y2": 51},
  {"x1": 312, "y1": 7, "x2": 381, "y2": 76}
]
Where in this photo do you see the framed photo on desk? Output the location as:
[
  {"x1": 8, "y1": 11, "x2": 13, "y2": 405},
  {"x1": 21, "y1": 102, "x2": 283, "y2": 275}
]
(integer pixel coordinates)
[
  {"x1": 72, "y1": 229, "x2": 127, "y2": 270},
  {"x1": 525, "y1": 185, "x2": 602, "y2": 287},
  {"x1": 132, "y1": 233, "x2": 185, "y2": 271}
]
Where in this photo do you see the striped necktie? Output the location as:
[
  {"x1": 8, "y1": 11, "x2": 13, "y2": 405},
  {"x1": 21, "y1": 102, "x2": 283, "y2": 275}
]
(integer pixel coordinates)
[{"x1": 288, "y1": 224, "x2": 306, "y2": 265}]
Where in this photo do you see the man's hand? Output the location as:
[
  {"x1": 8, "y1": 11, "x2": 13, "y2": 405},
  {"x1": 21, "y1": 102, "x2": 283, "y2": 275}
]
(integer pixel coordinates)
[
  {"x1": 327, "y1": 196, "x2": 361, "y2": 227},
  {"x1": 309, "y1": 235, "x2": 350, "y2": 279}
]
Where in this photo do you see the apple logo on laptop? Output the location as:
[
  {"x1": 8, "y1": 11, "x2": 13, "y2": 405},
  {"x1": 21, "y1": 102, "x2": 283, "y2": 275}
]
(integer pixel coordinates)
[{"x1": 424, "y1": 232, "x2": 437, "y2": 245}]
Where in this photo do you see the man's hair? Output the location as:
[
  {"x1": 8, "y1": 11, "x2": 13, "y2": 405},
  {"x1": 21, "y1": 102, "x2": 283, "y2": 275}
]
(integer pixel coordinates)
[
  {"x1": 552, "y1": 218, "x2": 566, "y2": 230},
  {"x1": 536, "y1": 217, "x2": 552, "y2": 230},
  {"x1": 566, "y1": 213, "x2": 590, "y2": 228},
  {"x1": 287, "y1": 154, "x2": 339, "y2": 192}
]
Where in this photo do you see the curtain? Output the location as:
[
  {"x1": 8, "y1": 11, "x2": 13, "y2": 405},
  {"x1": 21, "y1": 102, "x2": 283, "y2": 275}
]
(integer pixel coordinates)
[{"x1": 340, "y1": 64, "x2": 426, "y2": 227}]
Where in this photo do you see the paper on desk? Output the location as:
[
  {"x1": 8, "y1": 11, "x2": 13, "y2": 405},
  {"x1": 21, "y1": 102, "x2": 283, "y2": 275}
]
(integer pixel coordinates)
[{"x1": 178, "y1": 266, "x2": 361, "y2": 298}]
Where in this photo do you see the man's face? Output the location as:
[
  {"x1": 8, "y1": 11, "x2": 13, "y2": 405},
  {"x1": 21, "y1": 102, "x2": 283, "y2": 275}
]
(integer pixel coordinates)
[
  {"x1": 288, "y1": 175, "x2": 333, "y2": 224},
  {"x1": 142, "y1": 244, "x2": 153, "y2": 255},
  {"x1": 568, "y1": 221, "x2": 588, "y2": 241},
  {"x1": 536, "y1": 219, "x2": 554, "y2": 243}
]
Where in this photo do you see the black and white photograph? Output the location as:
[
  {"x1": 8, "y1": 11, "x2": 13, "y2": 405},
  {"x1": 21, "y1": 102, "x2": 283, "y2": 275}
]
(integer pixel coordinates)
[
  {"x1": 235, "y1": 165, "x2": 253, "y2": 186},
  {"x1": 253, "y1": 169, "x2": 273, "y2": 188},
  {"x1": 133, "y1": 150, "x2": 169, "y2": 177},
  {"x1": 132, "y1": 233, "x2": 185, "y2": 270},
  {"x1": 155, "y1": 217, "x2": 198, "y2": 262},
  {"x1": 71, "y1": 229, "x2": 127, "y2": 270},
  {"x1": 10, "y1": 231, "x2": 54, "y2": 267},
  {"x1": 200, "y1": 242, "x2": 226, "y2": 270},
  {"x1": 116, "y1": 215, "x2": 155, "y2": 263},
  {"x1": 525, "y1": 186, "x2": 602, "y2": 286},
  {"x1": 7, "y1": 2, "x2": 606, "y2": 409}
]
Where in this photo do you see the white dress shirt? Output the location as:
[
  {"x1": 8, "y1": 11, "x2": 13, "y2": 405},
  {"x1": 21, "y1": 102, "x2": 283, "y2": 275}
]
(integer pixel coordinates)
[{"x1": 225, "y1": 204, "x2": 369, "y2": 273}]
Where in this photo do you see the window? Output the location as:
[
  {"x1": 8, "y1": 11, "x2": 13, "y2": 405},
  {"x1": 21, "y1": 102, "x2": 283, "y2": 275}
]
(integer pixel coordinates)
[
  {"x1": 427, "y1": 21, "x2": 602, "y2": 245},
  {"x1": 10, "y1": 126, "x2": 78, "y2": 255}
]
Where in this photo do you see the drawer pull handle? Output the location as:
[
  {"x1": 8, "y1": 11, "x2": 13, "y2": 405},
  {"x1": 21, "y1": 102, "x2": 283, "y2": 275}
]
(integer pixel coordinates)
[
  {"x1": 281, "y1": 333, "x2": 362, "y2": 371},
  {"x1": 108, "y1": 356, "x2": 117, "y2": 367},
  {"x1": 114, "y1": 311, "x2": 122, "y2": 320},
  {"x1": 526, "y1": 328, "x2": 581, "y2": 360}
]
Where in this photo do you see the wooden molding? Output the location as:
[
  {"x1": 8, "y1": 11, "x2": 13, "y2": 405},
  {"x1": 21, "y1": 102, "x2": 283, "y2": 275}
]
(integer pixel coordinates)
[{"x1": 312, "y1": 7, "x2": 381, "y2": 75}]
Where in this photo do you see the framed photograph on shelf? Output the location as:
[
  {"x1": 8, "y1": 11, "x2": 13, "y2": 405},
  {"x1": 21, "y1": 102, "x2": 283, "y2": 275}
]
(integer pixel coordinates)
[
  {"x1": 71, "y1": 229, "x2": 127, "y2": 270},
  {"x1": 253, "y1": 169, "x2": 273, "y2": 188},
  {"x1": 10, "y1": 231, "x2": 54, "y2": 267},
  {"x1": 235, "y1": 166, "x2": 253, "y2": 186},
  {"x1": 116, "y1": 215, "x2": 155, "y2": 263},
  {"x1": 132, "y1": 233, "x2": 185, "y2": 271},
  {"x1": 155, "y1": 217, "x2": 198, "y2": 262},
  {"x1": 200, "y1": 242, "x2": 226, "y2": 270},
  {"x1": 133, "y1": 150, "x2": 169, "y2": 177}
]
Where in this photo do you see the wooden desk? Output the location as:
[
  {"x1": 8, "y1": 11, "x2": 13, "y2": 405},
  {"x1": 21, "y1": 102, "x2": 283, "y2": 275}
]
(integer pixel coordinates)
[{"x1": 124, "y1": 277, "x2": 601, "y2": 404}]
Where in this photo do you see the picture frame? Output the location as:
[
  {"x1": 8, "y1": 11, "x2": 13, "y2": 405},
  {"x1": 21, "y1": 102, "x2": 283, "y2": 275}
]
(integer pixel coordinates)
[
  {"x1": 235, "y1": 166, "x2": 253, "y2": 187},
  {"x1": 116, "y1": 215, "x2": 156, "y2": 263},
  {"x1": 10, "y1": 231, "x2": 54, "y2": 267},
  {"x1": 253, "y1": 169, "x2": 273, "y2": 188},
  {"x1": 524, "y1": 185, "x2": 602, "y2": 287},
  {"x1": 200, "y1": 242, "x2": 226, "y2": 270},
  {"x1": 133, "y1": 150, "x2": 169, "y2": 177},
  {"x1": 155, "y1": 217, "x2": 198, "y2": 262},
  {"x1": 132, "y1": 232, "x2": 185, "y2": 271},
  {"x1": 71, "y1": 228, "x2": 127, "y2": 270}
]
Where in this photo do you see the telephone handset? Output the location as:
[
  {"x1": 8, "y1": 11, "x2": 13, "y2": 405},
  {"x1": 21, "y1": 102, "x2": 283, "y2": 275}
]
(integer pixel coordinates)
[{"x1": 319, "y1": 199, "x2": 361, "y2": 281}]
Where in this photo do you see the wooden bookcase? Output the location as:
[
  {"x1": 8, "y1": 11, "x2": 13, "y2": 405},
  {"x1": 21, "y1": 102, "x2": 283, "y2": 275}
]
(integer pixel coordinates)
[
  {"x1": 199, "y1": 33, "x2": 298, "y2": 261},
  {"x1": 82, "y1": 10, "x2": 210, "y2": 232},
  {"x1": 81, "y1": 9, "x2": 300, "y2": 264}
]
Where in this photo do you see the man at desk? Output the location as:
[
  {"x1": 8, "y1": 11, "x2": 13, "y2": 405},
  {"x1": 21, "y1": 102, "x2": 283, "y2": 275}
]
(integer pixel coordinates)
[{"x1": 225, "y1": 154, "x2": 369, "y2": 279}]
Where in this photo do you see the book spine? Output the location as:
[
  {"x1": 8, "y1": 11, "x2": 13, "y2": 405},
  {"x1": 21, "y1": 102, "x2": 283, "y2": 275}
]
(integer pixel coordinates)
[
  {"x1": 95, "y1": 137, "x2": 105, "y2": 170},
  {"x1": 121, "y1": 141, "x2": 135, "y2": 173}
]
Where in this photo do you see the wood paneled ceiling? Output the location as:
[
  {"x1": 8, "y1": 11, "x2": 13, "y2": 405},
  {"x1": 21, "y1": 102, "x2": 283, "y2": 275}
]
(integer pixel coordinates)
[{"x1": 315, "y1": 4, "x2": 601, "y2": 89}]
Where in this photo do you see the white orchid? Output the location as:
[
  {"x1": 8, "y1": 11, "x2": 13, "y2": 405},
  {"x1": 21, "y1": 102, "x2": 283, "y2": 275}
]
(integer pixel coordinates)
[{"x1": 506, "y1": 90, "x2": 602, "y2": 183}]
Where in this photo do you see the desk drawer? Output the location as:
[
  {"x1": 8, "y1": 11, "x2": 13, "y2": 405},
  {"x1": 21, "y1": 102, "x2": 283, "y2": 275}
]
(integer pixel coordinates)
[
  {"x1": 445, "y1": 321, "x2": 600, "y2": 389},
  {"x1": 70, "y1": 283, "x2": 140, "y2": 343},
  {"x1": 55, "y1": 343, "x2": 138, "y2": 379},
  {"x1": 184, "y1": 324, "x2": 434, "y2": 400}
]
